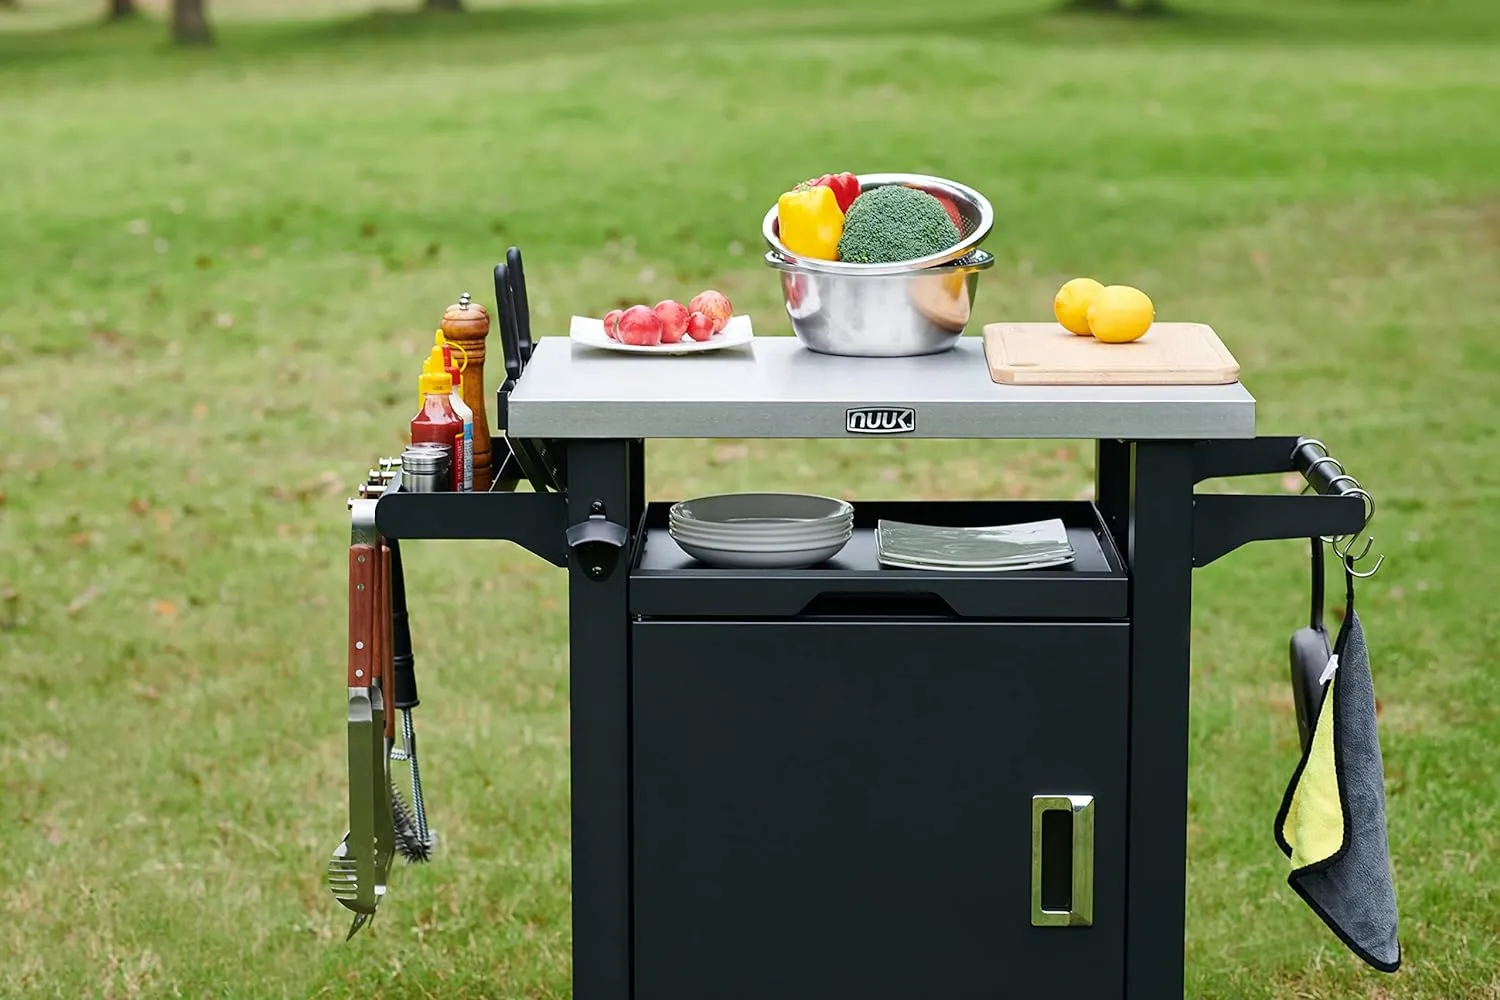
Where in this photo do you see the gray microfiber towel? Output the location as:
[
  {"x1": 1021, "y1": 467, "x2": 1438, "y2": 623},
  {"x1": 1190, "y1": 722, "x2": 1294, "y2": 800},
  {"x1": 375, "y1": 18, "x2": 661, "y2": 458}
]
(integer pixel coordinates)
[{"x1": 1274, "y1": 597, "x2": 1401, "y2": 972}]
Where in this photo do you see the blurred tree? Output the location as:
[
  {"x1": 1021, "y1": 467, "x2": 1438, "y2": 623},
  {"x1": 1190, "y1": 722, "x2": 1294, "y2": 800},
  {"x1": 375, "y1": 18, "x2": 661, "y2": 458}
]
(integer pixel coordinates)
[
  {"x1": 172, "y1": 0, "x2": 211, "y2": 44},
  {"x1": 424, "y1": 0, "x2": 464, "y2": 9},
  {"x1": 108, "y1": 0, "x2": 138, "y2": 19}
]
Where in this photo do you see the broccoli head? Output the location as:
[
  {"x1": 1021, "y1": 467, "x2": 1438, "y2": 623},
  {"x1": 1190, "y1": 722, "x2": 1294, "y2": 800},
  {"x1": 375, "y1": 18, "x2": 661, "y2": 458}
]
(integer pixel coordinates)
[{"x1": 836, "y1": 185, "x2": 963, "y2": 264}]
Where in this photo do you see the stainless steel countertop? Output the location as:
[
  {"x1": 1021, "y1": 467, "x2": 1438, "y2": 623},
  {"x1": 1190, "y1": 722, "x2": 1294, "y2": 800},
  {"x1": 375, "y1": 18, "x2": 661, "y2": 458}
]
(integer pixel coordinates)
[{"x1": 505, "y1": 334, "x2": 1256, "y2": 440}]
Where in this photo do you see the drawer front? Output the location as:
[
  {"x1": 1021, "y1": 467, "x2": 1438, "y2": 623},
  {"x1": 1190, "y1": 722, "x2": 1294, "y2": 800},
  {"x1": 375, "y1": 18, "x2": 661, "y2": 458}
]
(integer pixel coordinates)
[{"x1": 631, "y1": 620, "x2": 1129, "y2": 1000}]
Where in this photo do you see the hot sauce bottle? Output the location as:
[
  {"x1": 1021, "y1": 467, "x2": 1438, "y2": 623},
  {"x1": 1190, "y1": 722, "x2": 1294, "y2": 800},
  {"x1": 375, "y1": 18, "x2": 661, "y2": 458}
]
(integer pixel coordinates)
[{"x1": 411, "y1": 363, "x2": 464, "y2": 492}]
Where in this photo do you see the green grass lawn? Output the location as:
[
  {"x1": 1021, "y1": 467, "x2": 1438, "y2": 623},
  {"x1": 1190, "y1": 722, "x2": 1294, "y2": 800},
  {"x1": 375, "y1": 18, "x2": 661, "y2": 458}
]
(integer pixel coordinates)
[{"x1": 3, "y1": 0, "x2": 1500, "y2": 996}]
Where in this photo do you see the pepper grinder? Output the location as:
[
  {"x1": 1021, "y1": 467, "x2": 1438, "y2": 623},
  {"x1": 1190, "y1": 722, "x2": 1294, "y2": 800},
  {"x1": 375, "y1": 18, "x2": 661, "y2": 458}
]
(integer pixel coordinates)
[{"x1": 440, "y1": 293, "x2": 493, "y2": 491}]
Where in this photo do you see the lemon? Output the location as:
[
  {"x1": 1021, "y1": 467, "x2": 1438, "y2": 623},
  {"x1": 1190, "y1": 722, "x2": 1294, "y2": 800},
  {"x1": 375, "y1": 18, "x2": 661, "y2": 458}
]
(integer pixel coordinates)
[
  {"x1": 1087, "y1": 285, "x2": 1155, "y2": 343},
  {"x1": 1053, "y1": 277, "x2": 1104, "y2": 335}
]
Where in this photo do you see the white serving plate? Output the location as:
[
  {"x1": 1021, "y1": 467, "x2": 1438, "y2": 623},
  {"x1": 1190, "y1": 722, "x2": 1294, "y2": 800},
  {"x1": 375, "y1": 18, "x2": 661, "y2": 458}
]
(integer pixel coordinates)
[
  {"x1": 669, "y1": 513, "x2": 853, "y2": 542},
  {"x1": 673, "y1": 535, "x2": 851, "y2": 569},
  {"x1": 670, "y1": 525, "x2": 853, "y2": 551},
  {"x1": 876, "y1": 553, "x2": 1077, "y2": 573},
  {"x1": 569, "y1": 313, "x2": 754, "y2": 355},
  {"x1": 670, "y1": 492, "x2": 852, "y2": 525}
]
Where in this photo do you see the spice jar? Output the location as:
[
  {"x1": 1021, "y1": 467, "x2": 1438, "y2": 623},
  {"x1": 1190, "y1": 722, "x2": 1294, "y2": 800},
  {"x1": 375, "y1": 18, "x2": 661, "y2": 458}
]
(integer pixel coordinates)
[{"x1": 401, "y1": 443, "x2": 451, "y2": 493}]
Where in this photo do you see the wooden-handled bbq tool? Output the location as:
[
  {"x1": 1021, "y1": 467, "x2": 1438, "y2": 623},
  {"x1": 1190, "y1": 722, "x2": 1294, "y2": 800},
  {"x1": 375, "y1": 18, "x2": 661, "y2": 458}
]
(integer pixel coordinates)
[
  {"x1": 328, "y1": 493, "x2": 425, "y2": 939},
  {"x1": 326, "y1": 498, "x2": 387, "y2": 939},
  {"x1": 360, "y1": 476, "x2": 431, "y2": 866}
]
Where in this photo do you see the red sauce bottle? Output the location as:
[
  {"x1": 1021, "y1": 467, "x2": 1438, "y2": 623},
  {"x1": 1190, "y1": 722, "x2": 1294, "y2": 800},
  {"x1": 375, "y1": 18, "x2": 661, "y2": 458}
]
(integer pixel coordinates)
[{"x1": 410, "y1": 367, "x2": 464, "y2": 491}]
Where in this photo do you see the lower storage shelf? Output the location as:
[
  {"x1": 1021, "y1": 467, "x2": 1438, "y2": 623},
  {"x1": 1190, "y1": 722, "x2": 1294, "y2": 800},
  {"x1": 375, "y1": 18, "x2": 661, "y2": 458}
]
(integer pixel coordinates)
[{"x1": 629, "y1": 500, "x2": 1128, "y2": 620}]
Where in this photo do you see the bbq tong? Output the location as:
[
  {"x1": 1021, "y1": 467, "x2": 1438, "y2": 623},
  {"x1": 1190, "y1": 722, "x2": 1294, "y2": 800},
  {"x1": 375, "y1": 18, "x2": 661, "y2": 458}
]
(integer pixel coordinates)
[
  {"x1": 326, "y1": 496, "x2": 398, "y2": 939},
  {"x1": 326, "y1": 476, "x2": 432, "y2": 939}
]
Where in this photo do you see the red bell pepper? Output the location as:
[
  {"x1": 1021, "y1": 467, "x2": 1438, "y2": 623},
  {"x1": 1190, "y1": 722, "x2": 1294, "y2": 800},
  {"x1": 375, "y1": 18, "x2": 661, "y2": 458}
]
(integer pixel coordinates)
[
  {"x1": 931, "y1": 192, "x2": 964, "y2": 230},
  {"x1": 800, "y1": 172, "x2": 861, "y2": 214}
]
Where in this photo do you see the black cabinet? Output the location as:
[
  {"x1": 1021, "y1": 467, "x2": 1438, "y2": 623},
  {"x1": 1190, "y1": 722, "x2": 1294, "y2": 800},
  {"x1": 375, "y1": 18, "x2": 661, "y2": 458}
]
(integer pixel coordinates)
[{"x1": 631, "y1": 619, "x2": 1129, "y2": 1000}]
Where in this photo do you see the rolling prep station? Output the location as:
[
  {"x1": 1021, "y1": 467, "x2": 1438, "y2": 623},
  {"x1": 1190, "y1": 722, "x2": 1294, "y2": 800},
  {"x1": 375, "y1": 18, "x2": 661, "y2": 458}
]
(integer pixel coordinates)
[{"x1": 332, "y1": 181, "x2": 1399, "y2": 998}]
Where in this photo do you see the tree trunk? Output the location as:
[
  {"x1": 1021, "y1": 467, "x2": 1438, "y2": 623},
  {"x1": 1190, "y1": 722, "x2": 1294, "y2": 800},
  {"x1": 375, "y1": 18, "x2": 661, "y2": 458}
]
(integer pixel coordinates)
[
  {"x1": 424, "y1": 0, "x2": 464, "y2": 10},
  {"x1": 172, "y1": 0, "x2": 212, "y2": 45},
  {"x1": 108, "y1": 0, "x2": 137, "y2": 19}
]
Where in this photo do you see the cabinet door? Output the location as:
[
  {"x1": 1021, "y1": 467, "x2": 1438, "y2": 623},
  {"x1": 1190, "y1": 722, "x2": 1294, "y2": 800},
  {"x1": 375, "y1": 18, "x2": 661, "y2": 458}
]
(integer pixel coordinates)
[{"x1": 631, "y1": 620, "x2": 1129, "y2": 1000}]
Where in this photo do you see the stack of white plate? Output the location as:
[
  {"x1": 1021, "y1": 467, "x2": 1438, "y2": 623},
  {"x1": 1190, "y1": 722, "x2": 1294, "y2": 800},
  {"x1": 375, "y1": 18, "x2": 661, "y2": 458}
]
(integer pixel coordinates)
[{"x1": 668, "y1": 493, "x2": 854, "y2": 569}]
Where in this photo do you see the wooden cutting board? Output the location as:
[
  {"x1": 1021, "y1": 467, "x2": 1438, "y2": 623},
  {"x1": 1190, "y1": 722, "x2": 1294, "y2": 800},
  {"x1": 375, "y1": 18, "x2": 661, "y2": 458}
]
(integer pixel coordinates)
[{"x1": 982, "y1": 322, "x2": 1240, "y2": 385}]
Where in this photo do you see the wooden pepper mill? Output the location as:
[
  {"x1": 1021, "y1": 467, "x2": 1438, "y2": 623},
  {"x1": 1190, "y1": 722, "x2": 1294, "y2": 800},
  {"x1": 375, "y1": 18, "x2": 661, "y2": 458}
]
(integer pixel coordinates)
[{"x1": 439, "y1": 292, "x2": 494, "y2": 491}]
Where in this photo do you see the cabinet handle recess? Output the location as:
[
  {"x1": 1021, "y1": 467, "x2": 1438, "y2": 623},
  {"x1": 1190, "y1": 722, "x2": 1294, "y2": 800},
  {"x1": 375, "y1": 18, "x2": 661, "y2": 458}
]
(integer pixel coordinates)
[{"x1": 1031, "y1": 794, "x2": 1095, "y2": 927}]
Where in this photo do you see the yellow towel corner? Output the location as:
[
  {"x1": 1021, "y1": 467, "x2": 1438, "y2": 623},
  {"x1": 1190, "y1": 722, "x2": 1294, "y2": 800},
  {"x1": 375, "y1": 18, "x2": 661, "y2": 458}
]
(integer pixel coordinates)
[{"x1": 1281, "y1": 678, "x2": 1345, "y2": 869}]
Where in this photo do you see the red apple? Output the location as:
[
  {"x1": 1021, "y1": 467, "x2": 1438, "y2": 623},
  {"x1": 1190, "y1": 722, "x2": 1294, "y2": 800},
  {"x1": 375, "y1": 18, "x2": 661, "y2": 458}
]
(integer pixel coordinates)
[
  {"x1": 616, "y1": 305, "x2": 662, "y2": 346},
  {"x1": 688, "y1": 290, "x2": 733, "y2": 334},
  {"x1": 685, "y1": 311, "x2": 715, "y2": 343},
  {"x1": 602, "y1": 309, "x2": 623, "y2": 340},
  {"x1": 653, "y1": 299, "x2": 690, "y2": 344}
]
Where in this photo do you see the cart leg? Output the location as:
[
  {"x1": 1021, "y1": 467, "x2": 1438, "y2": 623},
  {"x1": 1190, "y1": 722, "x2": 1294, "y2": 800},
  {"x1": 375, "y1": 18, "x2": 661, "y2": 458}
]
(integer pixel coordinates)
[
  {"x1": 628, "y1": 439, "x2": 646, "y2": 528},
  {"x1": 567, "y1": 439, "x2": 637, "y2": 1000},
  {"x1": 1123, "y1": 440, "x2": 1195, "y2": 1000},
  {"x1": 1095, "y1": 438, "x2": 1131, "y2": 553}
]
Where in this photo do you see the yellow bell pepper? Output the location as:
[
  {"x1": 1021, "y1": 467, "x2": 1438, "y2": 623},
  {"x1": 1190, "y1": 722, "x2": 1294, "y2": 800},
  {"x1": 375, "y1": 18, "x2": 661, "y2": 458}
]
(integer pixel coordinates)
[{"x1": 777, "y1": 184, "x2": 844, "y2": 261}]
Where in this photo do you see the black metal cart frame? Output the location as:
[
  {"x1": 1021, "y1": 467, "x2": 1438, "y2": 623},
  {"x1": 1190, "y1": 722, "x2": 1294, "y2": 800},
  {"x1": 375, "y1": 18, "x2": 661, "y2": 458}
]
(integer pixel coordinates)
[{"x1": 375, "y1": 414, "x2": 1367, "y2": 1000}]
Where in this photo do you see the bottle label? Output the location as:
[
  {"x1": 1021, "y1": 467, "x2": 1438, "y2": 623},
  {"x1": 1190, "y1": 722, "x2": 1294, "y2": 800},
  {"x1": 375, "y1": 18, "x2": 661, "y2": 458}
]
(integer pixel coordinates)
[{"x1": 461, "y1": 423, "x2": 474, "y2": 492}]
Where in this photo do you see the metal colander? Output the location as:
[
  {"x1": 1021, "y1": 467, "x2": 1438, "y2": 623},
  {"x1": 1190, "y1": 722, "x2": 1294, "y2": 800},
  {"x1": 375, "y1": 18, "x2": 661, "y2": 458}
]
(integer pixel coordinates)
[{"x1": 761, "y1": 172, "x2": 994, "y2": 277}]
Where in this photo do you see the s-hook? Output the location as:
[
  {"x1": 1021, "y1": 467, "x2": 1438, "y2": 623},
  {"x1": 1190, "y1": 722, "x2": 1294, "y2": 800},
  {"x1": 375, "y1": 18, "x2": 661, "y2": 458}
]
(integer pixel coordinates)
[{"x1": 1325, "y1": 473, "x2": 1384, "y2": 578}]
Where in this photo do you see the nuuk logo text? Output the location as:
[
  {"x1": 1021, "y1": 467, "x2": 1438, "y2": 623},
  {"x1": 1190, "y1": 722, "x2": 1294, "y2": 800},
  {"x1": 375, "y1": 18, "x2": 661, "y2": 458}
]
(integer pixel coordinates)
[{"x1": 845, "y1": 407, "x2": 917, "y2": 435}]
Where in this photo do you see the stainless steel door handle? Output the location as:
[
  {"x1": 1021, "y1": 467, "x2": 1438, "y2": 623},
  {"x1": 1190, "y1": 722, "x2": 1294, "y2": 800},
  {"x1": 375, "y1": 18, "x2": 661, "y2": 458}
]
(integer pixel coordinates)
[{"x1": 1031, "y1": 794, "x2": 1095, "y2": 927}]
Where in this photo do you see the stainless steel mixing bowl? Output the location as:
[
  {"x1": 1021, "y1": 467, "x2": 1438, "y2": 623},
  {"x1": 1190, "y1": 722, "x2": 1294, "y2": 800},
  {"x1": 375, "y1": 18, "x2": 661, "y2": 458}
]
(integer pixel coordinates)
[
  {"x1": 764, "y1": 249, "x2": 996, "y2": 357},
  {"x1": 759, "y1": 171, "x2": 997, "y2": 356}
]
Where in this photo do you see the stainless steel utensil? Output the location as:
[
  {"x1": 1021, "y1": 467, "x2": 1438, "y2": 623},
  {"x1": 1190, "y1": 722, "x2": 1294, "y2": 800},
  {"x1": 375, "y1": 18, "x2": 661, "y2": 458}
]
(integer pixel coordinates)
[
  {"x1": 760, "y1": 172, "x2": 994, "y2": 275},
  {"x1": 372, "y1": 536, "x2": 399, "y2": 895},
  {"x1": 353, "y1": 474, "x2": 430, "y2": 865},
  {"x1": 327, "y1": 499, "x2": 386, "y2": 939},
  {"x1": 763, "y1": 249, "x2": 995, "y2": 357},
  {"x1": 386, "y1": 536, "x2": 434, "y2": 862}
]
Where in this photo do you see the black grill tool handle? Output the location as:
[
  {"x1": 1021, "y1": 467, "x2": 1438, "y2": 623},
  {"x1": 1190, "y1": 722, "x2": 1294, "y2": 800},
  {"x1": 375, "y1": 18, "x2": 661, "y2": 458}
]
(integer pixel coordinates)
[
  {"x1": 506, "y1": 246, "x2": 534, "y2": 366},
  {"x1": 492, "y1": 261, "x2": 554, "y2": 493},
  {"x1": 493, "y1": 262, "x2": 523, "y2": 387},
  {"x1": 388, "y1": 538, "x2": 418, "y2": 711}
]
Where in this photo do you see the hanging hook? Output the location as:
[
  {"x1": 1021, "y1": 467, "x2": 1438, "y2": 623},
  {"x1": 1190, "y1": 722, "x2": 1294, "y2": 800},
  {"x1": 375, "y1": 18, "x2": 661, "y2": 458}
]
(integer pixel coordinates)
[
  {"x1": 1344, "y1": 547, "x2": 1385, "y2": 579},
  {"x1": 1326, "y1": 479, "x2": 1383, "y2": 577}
]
